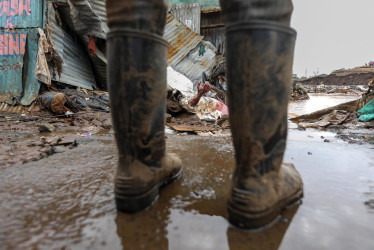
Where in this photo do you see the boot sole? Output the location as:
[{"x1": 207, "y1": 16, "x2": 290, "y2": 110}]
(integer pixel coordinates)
[
  {"x1": 115, "y1": 167, "x2": 183, "y2": 213},
  {"x1": 228, "y1": 187, "x2": 303, "y2": 229}
]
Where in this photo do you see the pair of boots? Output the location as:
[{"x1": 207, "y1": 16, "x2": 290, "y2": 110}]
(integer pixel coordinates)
[{"x1": 106, "y1": 0, "x2": 303, "y2": 229}]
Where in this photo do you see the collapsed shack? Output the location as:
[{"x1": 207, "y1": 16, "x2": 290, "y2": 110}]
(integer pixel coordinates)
[
  {"x1": 290, "y1": 84, "x2": 374, "y2": 129},
  {"x1": 0, "y1": 1, "x2": 227, "y2": 127}
]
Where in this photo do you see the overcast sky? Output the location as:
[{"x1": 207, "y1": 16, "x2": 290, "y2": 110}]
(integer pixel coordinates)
[{"x1": 291, "y1": 0, "x2": 374, "y2": 77}]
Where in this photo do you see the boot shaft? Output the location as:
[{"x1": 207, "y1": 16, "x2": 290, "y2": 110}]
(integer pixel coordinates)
[
  {"x1": 225, "y1": 22, "x2": 296, "y2": 179},
  {"x1": 107, "y1": 29, "x2": 168, "y2": 168}
]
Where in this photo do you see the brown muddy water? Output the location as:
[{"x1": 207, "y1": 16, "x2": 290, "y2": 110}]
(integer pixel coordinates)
[{"x1": 1, "y1": 95, "x2": 373, "y2": 250}]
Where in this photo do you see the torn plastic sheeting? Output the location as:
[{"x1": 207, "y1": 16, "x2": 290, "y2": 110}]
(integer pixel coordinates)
[
  {"x1": 34, "y1": 28, "x2": 51, "y2": 85},
  {"x1": 167, "y1": 66, "x2": 195, "y2": 97},
  {"x1": 358, "y1": 99, "x2": 374, "y2": 122}
]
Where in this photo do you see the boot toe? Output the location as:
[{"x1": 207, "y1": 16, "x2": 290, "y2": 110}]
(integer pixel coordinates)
[{"x1": 228, "y1": 162, "x2": 303, "y2": 229}]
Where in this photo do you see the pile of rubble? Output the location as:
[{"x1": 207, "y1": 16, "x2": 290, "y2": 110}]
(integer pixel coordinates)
[{"x1": 290, "y1": 82, "x2": 374, "y2": 129}]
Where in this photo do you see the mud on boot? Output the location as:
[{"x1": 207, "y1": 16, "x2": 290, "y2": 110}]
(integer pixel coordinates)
[
  {"x1": 115, "y1": 153, "x2": 182, "y2": 212},
  {"x1": 106, "y1": 0, "x2": 182, "y2": 213},
  {"x1": 221, "y1": 0, "x2": 303, "y2": 229}
]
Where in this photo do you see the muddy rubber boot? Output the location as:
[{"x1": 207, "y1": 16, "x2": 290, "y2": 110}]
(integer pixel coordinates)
[
  {"x1": 106, "y1": 0, "x2": 182, "y2": 213},
  {"x1": 220, "y1": 0, "x2": 303, "y2": 229}
]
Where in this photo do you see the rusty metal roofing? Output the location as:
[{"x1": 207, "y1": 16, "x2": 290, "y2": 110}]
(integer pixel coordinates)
[
  {"x1": 165, "y1": 14, "x2": 204, "y2": 67},
  {"x1": 169, "y1": 3, "x2": 201, "y2": 34},
  {"x1": 0, "y1": 0, "x2": 45, "y2": 28},
  {"x1": 47, "y1": 3, "x2": 96, "y2": 90}
]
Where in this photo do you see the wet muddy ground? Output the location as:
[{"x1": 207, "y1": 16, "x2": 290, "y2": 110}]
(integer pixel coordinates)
[{"x1": 1, "y1": 95, "x2": 374, "y2": 249}]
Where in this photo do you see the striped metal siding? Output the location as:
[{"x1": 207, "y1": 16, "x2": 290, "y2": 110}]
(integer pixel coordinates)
[
  {"x1": 165, "y1": 14, "x2": 203, "y2": 67},
  {"x1": 53, "y1": 0, "x2": 107, "y2": 39},
  {"x1": 47, "y1": 3, "x2": 96, "y2": 90},
  {"x1": 169, "y1": 3, "x2": 201, "y2": 34},
  {"x1": 0, "y1": 0, "x2": 44, "y2": 28},
  {"x1": 168, "y1": 0, "x2": 220, "y2": 11},
  {"x1": 201, "y1": 10, "x2": 225, "y2": 55}
]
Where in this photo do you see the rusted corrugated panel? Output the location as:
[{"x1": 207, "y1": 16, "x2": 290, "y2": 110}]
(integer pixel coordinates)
[
  {"x1": 0, "y1": 28, "x2": 40, "y2": 105},
  {"x1": 47, "y1": 3, "x2": 96, "y2": 90},
  {"x1": 165, "y1": 14, "x2": 203, "y2": 67},
  {"x1": 173, "y1": 40, "x2": 222, "y2": 85},
  {"x1": 0, "y1": 0, "x2": 44, "y2": 28},
  {"x1": 169, "y1": 3, "x2": 201, "y2": 34}
]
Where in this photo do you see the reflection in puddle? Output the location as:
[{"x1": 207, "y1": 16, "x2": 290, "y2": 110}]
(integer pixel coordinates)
[{"x1": 288, "y1": 94, "x2": 359, "y2": 117}]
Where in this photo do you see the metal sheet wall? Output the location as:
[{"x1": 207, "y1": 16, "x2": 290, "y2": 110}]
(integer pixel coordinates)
[
  {"x1": 47, "y1": 3, "x2": 96, "y2": 90},
  {"x1": 0, "y1": 0, "x2": 44, "y2": 105},
  {"x1": 169, "y1": 3, "x2": 201, "y2": 34},
  {"x1": 0, "y1": 0, "x2": 44, "y2": 28},
  {"x1": 201, "y1": 10, "x2": 225, "y2": 55},
  {"x1": 164, "y1": 14, "x2": 203, "y2": 67},
  {"x1": 168, "y1": 0, "x2": 219, "y2": 11},
  {"x1": 0, "y1": 29, "x2": 40, "y2": 105}
]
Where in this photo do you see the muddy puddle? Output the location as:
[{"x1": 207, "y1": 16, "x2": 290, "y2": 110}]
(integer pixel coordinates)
[{"x1": 1, "y1": 95, "x2": 373, "y2": 249}]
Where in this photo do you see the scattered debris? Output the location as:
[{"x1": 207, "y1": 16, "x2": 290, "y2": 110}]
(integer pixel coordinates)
[
  {"x1": 38, "y1": 123, "x2": 56, "y2": 133},
  {"x1": 290, "y1": 83, "x2": 310, "y2": 101},
  {"x1": 40, "y1": 92, "x2": 71, "y2": 115}
]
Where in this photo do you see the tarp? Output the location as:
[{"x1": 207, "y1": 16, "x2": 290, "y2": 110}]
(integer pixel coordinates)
[{"x1": 358, "y1": 99, "x2": 374, "y2": 122}]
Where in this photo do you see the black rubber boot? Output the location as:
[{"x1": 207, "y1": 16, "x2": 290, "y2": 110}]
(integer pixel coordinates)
[
  {"x1": 221, "y1": 0, "x2": 303, "y2": 229},
  {"x1": 106, "y1": 0, "x2": 182, "y2": 213}
]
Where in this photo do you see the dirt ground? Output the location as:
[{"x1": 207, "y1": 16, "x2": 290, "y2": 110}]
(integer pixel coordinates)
[{"x1": 296, "y1": 67, "x2": 374, "y2": 86}]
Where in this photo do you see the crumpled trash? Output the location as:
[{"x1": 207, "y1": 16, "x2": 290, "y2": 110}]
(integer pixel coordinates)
[{"x1": 40, "y1": 92, "x2": 71, "y2": 115}]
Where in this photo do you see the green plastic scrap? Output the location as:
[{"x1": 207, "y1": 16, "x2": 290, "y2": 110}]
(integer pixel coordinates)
[
  {"x1": 358, "y1": 99, "x2": 374, "y2": 122},
  {"x1": 199, "y1": 44, "x2": 206, "y2": 56}
]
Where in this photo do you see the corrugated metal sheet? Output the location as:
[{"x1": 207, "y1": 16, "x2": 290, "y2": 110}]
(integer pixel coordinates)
[
  {"x1": 0, "y1": 28, "x2": 40, "y2": 105},
  {"x1": 52, "y1": 0, "x2": 107, "y2": 39},
  {"x1": 173, "y1": 40, "x2": 222, "y2": 86},
  {"x1": 165, "y1": 14, "x2": 203, "y2": 67},
  {"x1": 47, "y1": 3, "x2": 96, "y2": 90},
  {"x1": 169, "y1": 3, "x2": 201, "y2": 34},
  {"x1": 201, "y1": 11, "x2": 225, "y2": 54},
  {"x1": 0, "y1": 0, "x2": 44, "y2": 28},
  {"x1": 88, "y1": 0, "x2": 108, "y2": 32},
  {"x1": 169, "y1": 0, "x2": 219, "y2": 11}
]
